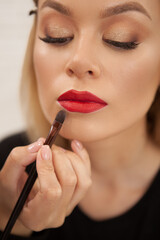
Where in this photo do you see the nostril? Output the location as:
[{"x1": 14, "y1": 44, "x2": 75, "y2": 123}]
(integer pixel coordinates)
[
  {"x1": 88, "y1": 70, "x2": 93, "y2": 75},
  {"x1": 68, "y1": 69, "x2": 74, "y2": 76}
]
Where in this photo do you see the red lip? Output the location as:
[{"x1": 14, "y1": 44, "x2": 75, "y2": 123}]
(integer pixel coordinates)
[{"x1": 57, "y1": 90, "x2": 107, "y2": 113}]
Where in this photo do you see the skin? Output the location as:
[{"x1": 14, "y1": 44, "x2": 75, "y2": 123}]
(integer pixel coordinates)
[
  {"x1": 34, "y1": 0, "x2": 160, "y2": 218},
  {"x1": 0, "y1": 0, "x2": 160, "y2": 235}
]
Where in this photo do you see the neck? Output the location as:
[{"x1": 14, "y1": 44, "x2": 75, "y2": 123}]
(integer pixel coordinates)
[{"x1": 83, "y1": 118, "x2": 155, "y2": 185}]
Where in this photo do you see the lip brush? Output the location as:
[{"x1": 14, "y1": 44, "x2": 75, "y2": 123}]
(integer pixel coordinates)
[{"x1": 0, "y1": 110, "x2": 66, "y2": 240}]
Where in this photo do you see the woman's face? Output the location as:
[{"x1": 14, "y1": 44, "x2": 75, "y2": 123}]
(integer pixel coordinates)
[{"x1": 34, "y1": 0, "x2": 160, "y2": 142}]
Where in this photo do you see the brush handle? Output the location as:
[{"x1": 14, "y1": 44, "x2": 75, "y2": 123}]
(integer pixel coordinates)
[{"x1": 0, "y1": 162, "x2": 37, "y2": 240}]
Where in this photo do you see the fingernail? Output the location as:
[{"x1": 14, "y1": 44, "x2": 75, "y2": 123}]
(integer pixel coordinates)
[
  {"x1": 41, "y1": 145, "x2": 50, "y2": 160},
  {"x1": 73, "y1": 140, "x2": 83, "y2": 150},
  {"x1": 28, "y1": 141, "x2": 43, "y2": 153},
  {"x1": 37, "y1": 138, "x2": 45, "y2": 145},
  {"x1": 28, "y1": 143, "x2": 38, "y2": 153}
]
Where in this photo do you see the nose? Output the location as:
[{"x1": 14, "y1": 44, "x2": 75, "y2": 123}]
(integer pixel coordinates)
[{"x1": 65, "y1": 41, "x2": 101, "y2": 79}]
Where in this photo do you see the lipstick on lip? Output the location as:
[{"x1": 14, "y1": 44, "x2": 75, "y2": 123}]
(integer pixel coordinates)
[{"x1": 57, "y1": 89, "x2": 108, "y2": 113}]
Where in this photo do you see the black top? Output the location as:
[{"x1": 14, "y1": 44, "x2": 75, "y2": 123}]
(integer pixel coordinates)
[{"x1": 0, "y1": 132, "x2": 160, "y2": 240}]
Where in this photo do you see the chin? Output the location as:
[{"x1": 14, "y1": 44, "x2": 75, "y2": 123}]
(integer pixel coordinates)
[
  {"x1": 59, "y1": 122, "x2": 106, "y2": 143},
  {"x1": 56, "y1": 110, "x2": 107, "y2": 142}
]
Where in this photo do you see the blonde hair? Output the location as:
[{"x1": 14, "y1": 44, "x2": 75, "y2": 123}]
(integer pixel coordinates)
[
  {"x1": 20, "y1": 18, "x2": 51, "y2": 142},
  {"x1": 33, "y1": 0, "x2": 38, "y2": 6},
  {"x1": 20, "y1": 0, "x2": 160, "y2": 146}
]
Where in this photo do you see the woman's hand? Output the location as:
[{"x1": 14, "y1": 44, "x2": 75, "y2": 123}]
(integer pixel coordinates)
[
  {"x1": 0, "y1": 138, "x2": 45, "y2": 236},
  {"x1": 21, "y1": 140, "x2": 92, "y2": 231},
  {"x1": 0, "y1": 139, "x2": 91, "y2": 234}
]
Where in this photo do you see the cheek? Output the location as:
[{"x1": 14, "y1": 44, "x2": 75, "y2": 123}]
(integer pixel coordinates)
[
  {"x1": 33, "y1": 42, "x2": 64, "y2": 122},
  {"x1": 113, "y1": 46, "x2": 160, "y2": 115},
  {"x1": 33, "y1": 42, "x2": 61, "y2": 87},
  {"x1": 87, "y1": 46, "x2": 160, "y2": 141}
]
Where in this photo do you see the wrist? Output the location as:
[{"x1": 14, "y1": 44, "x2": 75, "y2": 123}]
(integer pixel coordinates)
[
  {"x1": 11, "y1": 219, "x2": 32, "y2": 237},
  {"x1": 0, "y1": 208, "x2": 32, "y2": 237}
]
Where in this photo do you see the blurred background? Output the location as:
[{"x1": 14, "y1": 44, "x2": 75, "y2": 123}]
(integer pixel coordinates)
[{"x1": 0, "y1": 0, "x2": 34, "y2": 140}]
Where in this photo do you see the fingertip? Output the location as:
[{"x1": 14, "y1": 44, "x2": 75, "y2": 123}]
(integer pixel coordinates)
[
  {"x1": 36, "y1": 145, "x2": 53, "y2": 174},
  {"x1": 71, "y1": 140, "x2": 90, "y2": 165},
  {"x1": 28, "y1": 140, "x2": 43, "y2": 153},
  {"x1": 37, "y1": 137, "x2": 46, "y2": 144},
  {"x1": 71, "y1": 140, "x2": 83, "y2": 151},
  {"x1": 40, "y1": 145, "x2": 51, "y2": 161}
]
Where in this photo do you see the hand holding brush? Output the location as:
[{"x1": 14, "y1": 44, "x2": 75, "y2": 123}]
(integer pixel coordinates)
[
  {"x1": 0, "y1": 109, "x2": 91, "y2": 240},
  {"x1": 0, "y1": 110, "x2": 66, "y2": 240}
]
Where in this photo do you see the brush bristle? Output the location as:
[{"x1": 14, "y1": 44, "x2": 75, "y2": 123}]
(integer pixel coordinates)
[{"x1": 55, "y1": 110, "x2": 66, "y2": 124}]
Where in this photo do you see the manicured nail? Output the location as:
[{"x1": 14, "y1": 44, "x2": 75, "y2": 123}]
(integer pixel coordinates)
[
  {"x1": 28, "y1": 143, "x2": 38, "y2": 153},
  {"x1": 73, "y1": 140, "x2": 83, "y2": 150},
  {"x1": 37, "y1": 138, "x2": 45, "y2": 145},
  {"x1": 28, "y1": 141, "x2": 43, "y2": 153},
  {"x1": 41, "y1": 145, "x2": 50, "y2": 160}
]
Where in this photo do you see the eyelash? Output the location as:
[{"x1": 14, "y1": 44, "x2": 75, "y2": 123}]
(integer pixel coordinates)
[
  {"x1": 39, "y1": 35, "x2": 139, "y2": 50},
  {"x1": 103, "y1": 39, "x2": 139, "y2": 50},
  {"x1": 39, "y1": 36, "x2": 73, "y2": 45}
]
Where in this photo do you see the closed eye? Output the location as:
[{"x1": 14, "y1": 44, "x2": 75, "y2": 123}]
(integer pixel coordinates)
[
  {"x1": 39, "y1": 35, "x2": 139, "y2": 50},
  {"x1": 103, "y1": 39, "x2": 139, "y2": 50},
  {"x1": 39, "y1": 35, "x2": 74, "y2": 45}
]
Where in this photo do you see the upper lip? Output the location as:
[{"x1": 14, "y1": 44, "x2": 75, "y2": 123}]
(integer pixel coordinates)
[{"x1": 57, "y1": 89, "x2": 107, "y2": 104}]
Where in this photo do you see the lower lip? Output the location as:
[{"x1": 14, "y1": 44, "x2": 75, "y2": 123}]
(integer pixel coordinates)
[{"x1": 58, "y1": 100, "x2": 107, "y2": 113}]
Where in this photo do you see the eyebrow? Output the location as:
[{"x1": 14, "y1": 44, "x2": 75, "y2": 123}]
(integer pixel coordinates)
[
  {"x1": 100, "y1": 2, "x2": 152, "y2": 20},
  {"x1": 41, "y1": 0, "x2": 72, "y2": 16},
  {"x1": 40, "y1": 0, "x2": 152, "y2": 21}
]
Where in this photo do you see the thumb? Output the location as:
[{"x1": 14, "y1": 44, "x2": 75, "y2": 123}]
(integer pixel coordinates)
[{"x1": 36, "y1": 145, "x2": 58, "y2": 193}]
